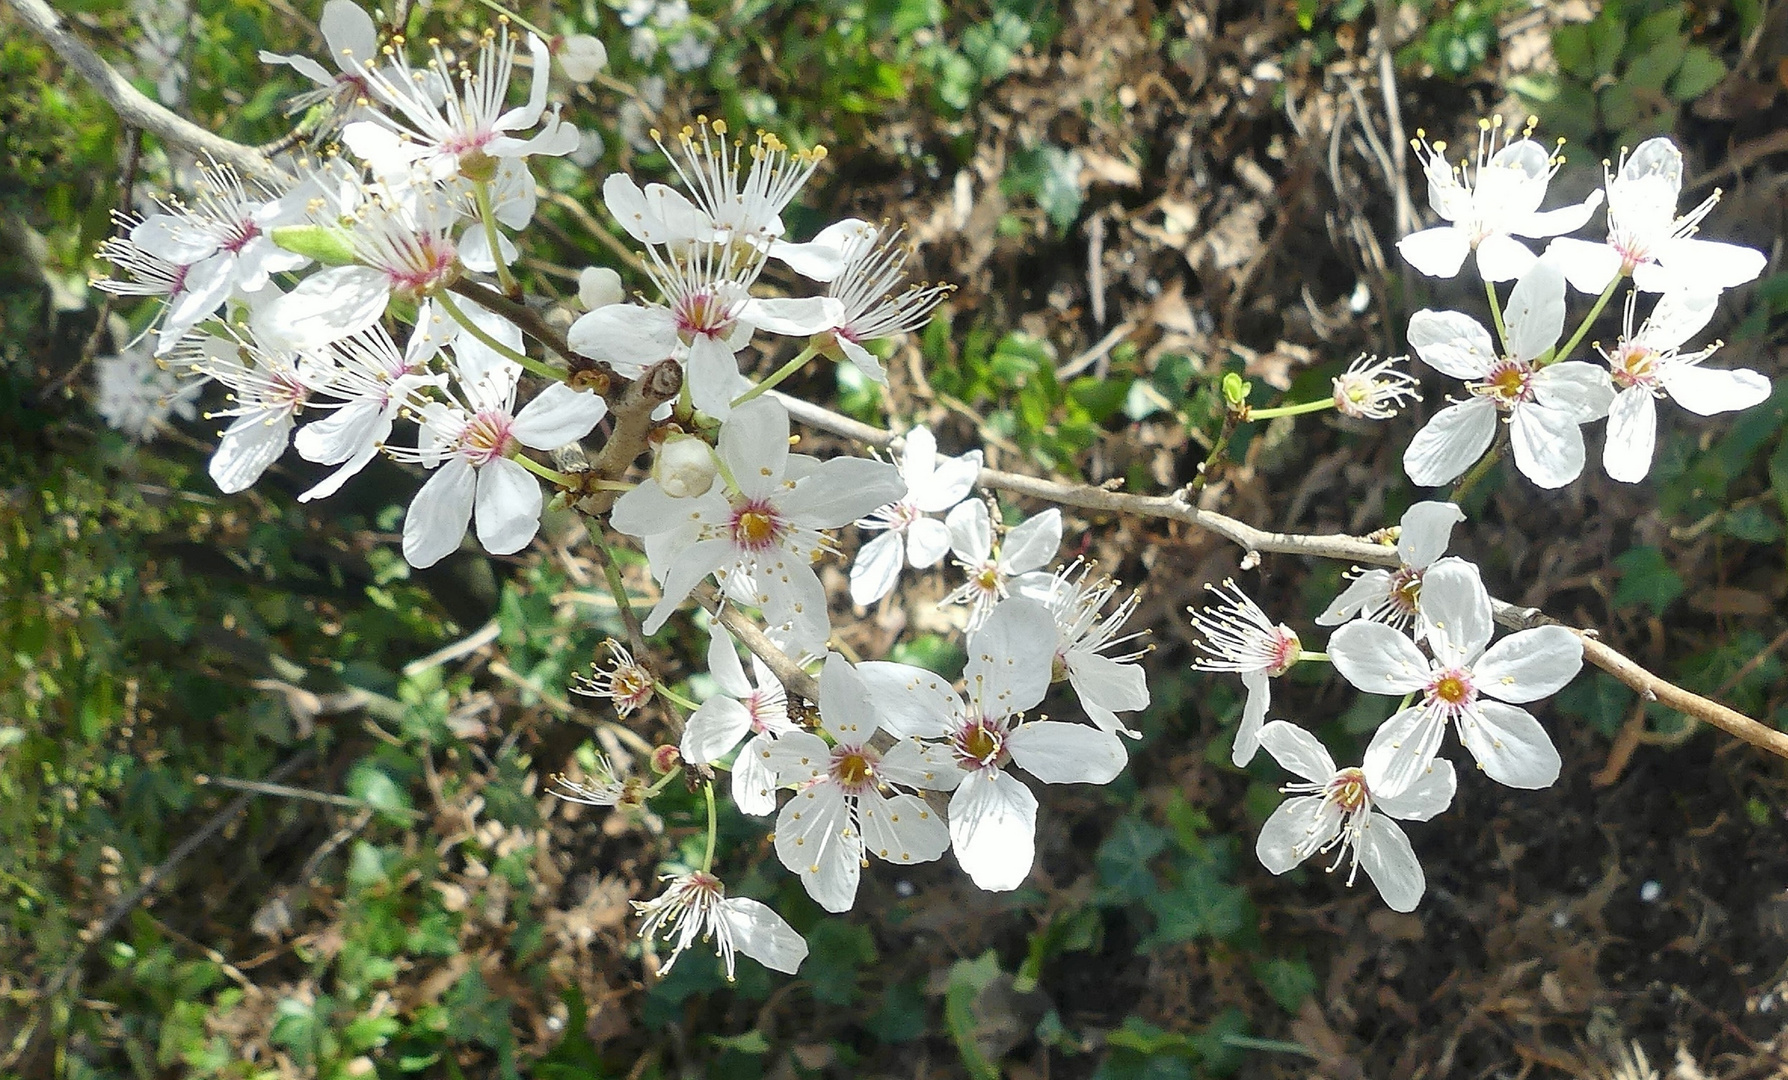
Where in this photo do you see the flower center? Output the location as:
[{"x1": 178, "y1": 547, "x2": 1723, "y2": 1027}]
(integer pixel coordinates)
[
  {"x1": 387, "y1": 235, "x2": 460, "y2": 299},
  {"x1": 221, "y1": 219, "x2": 261, "y2": 255},
  {"x1": 1609, "y1": 343, "x2": 1659, "y2": 390},
  {"x1": 1266, "y1": 626, "x2": 1302, "y2": 677},
  {"x1": 829, "y1": 744, "x2": 878, "y2": 792},
  {"x1": 1427, "y1": 667, "x2": 1476, "y2": 708},
  {"x1": 730, "y1": 500, "x2": 784, "y2": 551},
  {"x1": 953, "y1": 719, "x2": 1005, "y2": 769},
  {"x1": 1478, "y1": 359, "x2": 1535, "y2": 407},
  {"x1": 1389, "y1": 567, "x2": 1423, "y2": 615},
  {"x1": 974, "y1": 565, "x2": 1000, "y2": 592},
  {"x1": 1326, "y1": 767, "x2": 1369, "y2": 812},
  {"x1": 459, "y1": 409, "x2": 514, "y2": 465},
  {"x1": 677, "y1": 289, "x2": 733, "y2": 340}
]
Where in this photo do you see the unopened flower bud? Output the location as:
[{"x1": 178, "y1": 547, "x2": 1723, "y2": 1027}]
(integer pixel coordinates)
[
  {"x1": 557, "y1": 34, "x2": 608, "y2": 82},
  {"x1": 649, "y1": 745, "x2": 682, "y2": 774},
  {"x1": 1221, "y1": 372, "x2": 1251, "y2": 408},
  {"x1": 579, "y1": 266, "x2": 624, "y2": 310},
  {"x1": 652, "y1": 434, "x2": 717, "y2": 499}
]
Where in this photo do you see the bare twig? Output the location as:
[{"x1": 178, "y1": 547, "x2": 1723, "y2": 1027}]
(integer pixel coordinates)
[
  {"x1": 701, "y1": 590, "x2": 821, "y2": 703},
  {"x1": 447, "y1": 279, "x2": 578, "y2": 365},
  {"x1": 5, "y1": 0, "x2": 282, "y2": 181},
  {"x1": 574, "y1": 358, "x2": 684, "y2": 516}
]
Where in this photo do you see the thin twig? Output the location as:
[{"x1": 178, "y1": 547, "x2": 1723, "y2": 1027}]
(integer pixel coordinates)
[
  {"x1": 447, "y1": 279, "x2": 578, "y2": 365},
  {"x1": 6, "y1": 0, "x2": 282, "y2": 180},
  {"x1": 701, "y1": 589, "x2": 821, "y2": 703},
  {"x1": 194, "y1": 771, "x2": 422, "y2": 819}
]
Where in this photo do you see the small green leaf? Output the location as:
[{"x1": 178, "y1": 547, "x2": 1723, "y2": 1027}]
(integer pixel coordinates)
[
  {"x1": 1612, "y1": 545, "x2": 1684, "y2": 615},
  {"x1": 1252, "y1": 957, "x2": 1318, "y2": 1013},
  {"x1": 1669, "y1": 46, "x2": 1727, "y2": 102}
]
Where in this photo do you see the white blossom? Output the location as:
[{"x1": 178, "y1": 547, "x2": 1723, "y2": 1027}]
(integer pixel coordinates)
[
  {"x1": 1331, "y1": 353, "x2": 1421, "y2": 420},
  {"x1": 819, "y1": 223, "x2": 953, "y2": 383},
  {"x1": 258, "y1": 0, "x2": 387, "y2": 138},
  {"x1": 633, "y1": 872, "x2": 807, "y2": 978},
  {"x1": 1403, "y1": 257, "x2": 1614, "y2": 489},
  {"x1": 940, "y1": 502, "x2": 1061, "y2": 630},
  {"x1": 571, "y1": 640, "x2": 657, "y2": 716},
  {"x1": 1317, "y1": 502, "x2": 1466, "y2": 636},
  {"x1": 608, "y1": 397, "x2": 903, "y2": 653},
  {"x1": 1547, "y1": 137, "x2": 1767, "y2": 297},
  {"x1": 1328, "y1": 559, "x2": 1581, "y2": 798},
  {"x1": 293, "y1": 322, "x2": 443, "y2": 501},
  {"x1": 1018, "y1": 561, "x2": 1150, "y2": 737},
  {"x1": 859, "y1": 598, "x2": 1128, "y2": 891},
  {"x1": 682, "y1": 621, "x2": 798, "y2": 816},
  {"x1": 1254, "y1": 721, "x2": 1454, "y2": 912},
  {"x1": 1601, "y1": 291, "x2": 1772, "y2": 483},
  {"x1": 850, "y1": 426, "x2": 983, "y2": 606},
  {"x1": 763, "y1": 654, "x2": 952, "y2": 912},
  {"x1": 1397, "y1": 117, "x2": 1602, "y2": 282},
  {"x1": 1188, "y1": 579, "x2": 1301, "y2": 766},
  {"x1": 93, "y1": 336, "x2": 205, "y2": 440}
]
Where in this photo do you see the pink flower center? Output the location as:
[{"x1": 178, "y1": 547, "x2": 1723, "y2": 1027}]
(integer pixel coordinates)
[
  {"x1": 458, "y1": 409, "x2": 515, "y2": 465},
  {"x1": 952, "y1": 718, "x2": 1005, "y2": 770},
  {"x1": 828, "y1": 743, "x2": 879, "y2": 794},
  {"x1": 729, "y1": 498, "x2": 785, "y2": 552},
  {"x1": 676, "y1": 289, "x2": 734, "y2": 340},
  {"x1": 221, "y1": 219, "x2": 262, "y2": 255},
  {"x1": 1265, "y1": 626, "x2": 1301, "y2": 677},
  {"x1": 886, "y1": 500, "x2": 921, "y2": 532},
  {"x1": 1426, "y1": 667, "x2": 1477, "y2": 711},
  {"x1": 1478, "y1": 359, "x2": 1535, "y2": 408}
]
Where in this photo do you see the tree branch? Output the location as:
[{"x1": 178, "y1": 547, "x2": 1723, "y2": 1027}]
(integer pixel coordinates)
[
  {"x1": 6, "y1": 0, "x2": 282, "y2": 181},
  {"x1": 773, "y1": 393, "x2": 1788, "y2": 762}
]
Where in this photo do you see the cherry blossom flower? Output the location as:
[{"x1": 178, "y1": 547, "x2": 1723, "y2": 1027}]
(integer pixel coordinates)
[
  {"x1": 1328, "y1": 559, "x2": 1581, "y2": 798},
  {"x1": 555, "y1": 34, "x2": 608, "y2": 83},
  {"x1": 1018, "y1": 561, "x2": 1150, "y2": 737},
  {"x1": 571, "y1": 640, "x2": 657, "y2": 716},
  {"x1": 129, "y1": 161, "x2": 313, "y2": 353},
  {"x1": 1317, "y1": 502, "x2": 1466, "y2": 636},
  {"x1": 1402, "y1": 256, "x2": 1614, "y2": 489},
  {"x1": 861, "y1": 598, "x2": 1127, "y2": 891},
  {"x1": 633, "y1": 871, "x2": 807, "y2": 978},
  {"x1": 565, "y1": 240, "x2": 841, "y2": 418},
  {"x1": 343, "y1": 22, "x2": 578, "y2": 187},
  {"x1": 608, "y1": 397, "x2": 903, "y2": 652},
  {"x1": 1601, "y1": 291, "x2": 1772, "y2": 483},
  {"x1": 1254, "y1": 721, "x2": 1454, "y2": 912},
  {"x1": 940, "y1": 501, "x2": 1061, "y2": 630},
  {"x1": 182, "y1": 331, "x2": 323, "y2": 494},
  {"x1": 293, "y1": 323, "x2": 443, "y2": 502},
  {"x1": 93, "y1": 336, "x2": 205, "y2": 440},
  {"x1": 762, "y1": 654, "x2": 952, "y2": 912},
  {"x1": 1397, "y1": 117, "x2": 1602, "y2": 282},
  {"x1": 1331, "y1": 353, "x2": 1421, "y2": 420},
  {"x1": 850, "y1": 426, "x2": 983, "y2": 606},
  {"x1": 550, "y1": 751, "x2": 636, "y2": 807},
  {"x1": 1188, "y1": 579, "x2": 1302, "y2": 766},
  {"x1": 258, "y1": 0, "x2": 385, "y2": 139},
  {"x1": 682, "y1": 622, "x2": 798, "y2": 816},
  {"x1": 819, "y1": 223, "x2": 953, "y2": 383},
  {"x1": 603, "y1": 120, "x2": 847, "y2": 279},
  {"x1": 93, "y1": 217, "x2": 220, "y2": 351},
  {"x1": 398, "y1": 363, "x2": 608, "y2": 567},
  {"x1": 1547, "y1": 137, "x2": 1767, "y2": 297}
]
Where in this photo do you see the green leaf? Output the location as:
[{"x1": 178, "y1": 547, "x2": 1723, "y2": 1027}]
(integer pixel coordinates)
[
  {"x1": 347, "y1": 759, "x2": 414, "y2": 824},
  {"x1": 1142, "y1": 862, "x2": 1250, "y2": 947},
  {"x1": 1588, "y1": 15, "x2": 1628, "y2": 78},
  {"x1": 1551, "y1": 23, "x2": 1592, "y2": 78},
  {"x1": 1612, "y1": 545, "x2": 1683, "y2": 615},
  {"x1": 943, "y1": 952, "x2": 1004, "y2": 1080},
  {"x1": 867, "y1": 981, "x2": 929, "y2": 1043},
  {"x1": 1252, "y1": 957, "x2": 1318, "y2": 1013},
  {"x1": 804, "y1": 920, "x2": 877, "y2": 1006},
  {"x1": 1669, "y1": 45, "x2": 1726, "y2": 102},
  {"x1": 1001, "y1": 145, "x2": 1084, "y2": 232},
  {"x1": 1095, "y1": 816, "x2": 1169, "y2": 900},
  {"x1": 1554, "y1": 671, "x2": 1632, "y2": 738},
  {"x1": 1627, "y1": 6, "x2": 1683, "y2": 54},
  {"x1": 1722, "y1": 504, "x2": 1780, "y2": 543}
]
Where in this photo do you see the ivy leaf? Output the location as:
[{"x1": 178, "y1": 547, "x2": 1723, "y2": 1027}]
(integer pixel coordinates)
[{"x1": 1612, "y1": 545, "x2": 1683, "y2": 615}]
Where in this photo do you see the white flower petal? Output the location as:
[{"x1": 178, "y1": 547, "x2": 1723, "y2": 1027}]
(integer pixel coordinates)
[
  {"x1": 1474, "y1": 233, "x2": 1538, "y2": 283},
  {"x1": 255, "y1": 265, "x2": 389, "y2": 350},
  {"x1": 1659, "y1": 363, "x2": 1773, "y2": 417},
  {"x1": 1533, "y1": 361, "x2": 1615, "y2": 423},
  {"x1": 683, "y1": 696, "x2": 754, "y2": 765},
  {"x1": 761, "y1": 729, "x2": 829, "y2": 785},
  {"x1": 1006, "y1": 721, "x2": 1127, "y2": 784},
  {"x1": 740, "y1": 296, "x2": 845, "y2": 336},
  {"x1": 948, "y1": 770, "x2": 1039, "y2": 891},
  {"x1": 855, "y1": 661, "x2": 962, "y2": 740},
  {"x1": 1067, "y1": 651, "x2": 1150, "y2": 717},
  {"x1": 1256, "y1": 796, "x2": 1338, "y2": 874},
  {"x1": 1234, "y1": 670, "x2": 1270, "y2": 766},
  {"x1": 1508, "y1": 189, "x2": 1604, "y2": 239},
  {"x1": 877, "y1": 739, "x2": 962, "y2": 791},
  {"x1": 1417, "y1": 558, "x2": 1493, "y2": 666},
  {"x1": 1546, "y1": 237, "x2": 1623, "y2": 295},
  {"x1": 210, "y1": 409, "x2": 294, "y2": 494},
  {"x1": 1362, "y1": 704, "x2": 1449, "y2": 800},
  {"x1": 946, "y1": 499, "x2": 991, "y2": 563},
  {"x1": 816, "y1": 652, "x2": 877, "y2": 742},
  {"x1": 512, "y1": 382, "x2": 608, "y2": 449},
  {"x1": 1604, "y1": 386, "x2": 1657, "y2": 483},
  {"x1": 640, "y1": 538, "x2": 734, "y2": 635},
  {"x1": 916, "y1": 450, "x2": 983, "y2": 513},
  {"x1": 1371, "y1": 757, "x2": 1456, "y2": 822},
  {"x1": 1474, "y1": 625, "x2": 1582, "y2": 703},
  {"x1": 779, "y1": 457, "x2": 906, "y2": 528},
  {"x1": 703, "y1": 617, "x2": 753, "y2": 698},
  {"x1": 473, "y1": 457, "x2": 542, "y2": 555},
  {"x1": 905, "y1": 517, "x2": 953, "y2": 568},
  {"x1": 1396, "y1": 226, "x2": 1471, "y2": 278},
  {"x1": 1653, "y1": 238, "x2": 1766, "y2": 293},
  {"x1": 1328, "y1": 621, "x2": 1431, "y2": 696},
  {"x1": 1407, "y1": 310, "x2": 1497, "y2": 379},
  {"x1": 965, "y1": 598, "x2": 1057, "y2": 717},
  {"x1": 849, "y1": 530, "x2": 905, "y2": 606},
  {"x1": 1001, "y1": 509, "x2": 1062, "y2": 575},
  {"x1": 861, "y1": 789, "x2": 951, "y2": 865},
  {"x1": 1459, "y1": 700, "x2": 1561, "y2": 789},
  {"x1": 403, "y1": 457, "x2": 475, "y2": 568},
  {"x1": 1357, "y1": 814, "x2": 1425, "y2": 912},
  {"x1": 567, "y1": 302, "x2": 679, "y2": 368},
  {"x1": 718, "y1": 896, "x2": 808, "y2": 974},
  {"x1": 1504, "y1": 258, "x2": 1566, "y2": 362},
  {"x1": 1404, "y1": 398, "x2": 1497, "y2": 487},
  {"x1": 1641, "y1": 290, "x2": 1719, "y2": 351},
  {"x1": 1398, "y1": 500, "x2": 1466, "y2": 569},
  {"x1": 1510, "y1": 402, "x2": 1587, "y2": 489},
  {"x1": 1315, "y1": 570, "x2": 1395, "y2": 626},
  {"x1": 719, "y1": 397, "x2": 790, "y2": 500},
  {"x1": 774, "y1": 784, "x2": 860, "y2": 913},
  {"x1": 1256, "y1": 720, "x2": 1335, "y2": 785},
  {"x1": 731, "y1": 732, "x2": 781, "y2": 816}
]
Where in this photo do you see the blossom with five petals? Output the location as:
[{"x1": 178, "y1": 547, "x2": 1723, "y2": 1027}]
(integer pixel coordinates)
[
  {"x1": 849, "y1": 425, "x2": 983, "y2": 606},
  {"x1": 1254, "y1": 720, "x2": 1454, "y2": 912},
  {"x1": 1188, "y1": 579, "x2": 1301, "y2": 766},
  {"x1": 1019, "y1": 561, "x2": 1151, "y2": 737},
  {"x1": 1328, "y1": 559, "x2": 1581, "y2": 798},
  {"x1": 1402, "y1": 257, "x2": 1614, "y2": 489},
  {"x1": 939, "y1": 502, "x2": 1061, "y2": 630},
  {"x1": 682, "y1": 621, "x2": 798, "y2": 816},
  {"x1": 1317, "y1": 502, "x2": 1466, "y2": 636}
]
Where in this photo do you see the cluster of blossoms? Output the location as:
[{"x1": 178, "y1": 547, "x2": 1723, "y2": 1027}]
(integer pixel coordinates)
[{"x1": 90, "y1": 0, "x2": 1770, "y2": 978}]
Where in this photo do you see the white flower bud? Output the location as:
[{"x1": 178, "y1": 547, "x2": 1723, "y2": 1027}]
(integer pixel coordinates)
[
  {"x1": 652, "y1": 434, "x2": 717, "y2": 499},
  {"x1": 557, "y1": 35, "x2": 608, "y2": 83},
  {"x1": 578, "y1": 266, "x2": 624, "y2": 310}
]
